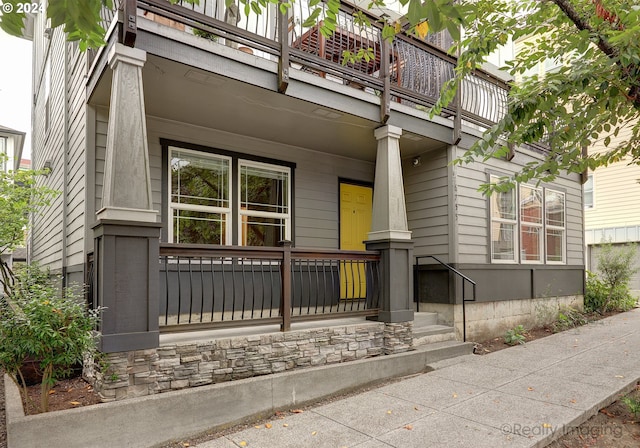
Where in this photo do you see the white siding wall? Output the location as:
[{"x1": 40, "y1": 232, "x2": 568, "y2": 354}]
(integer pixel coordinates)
[
  {"x1": 93, "y1": 112, "x2": 375, "y2": 249},
  {"x1": 454, "y1": 145, "x2": 584, "y2": 266}
]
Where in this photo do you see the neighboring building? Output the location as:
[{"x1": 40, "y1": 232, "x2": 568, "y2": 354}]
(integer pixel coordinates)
[
  {"x1": 0, "y1": 125, "x2": 27, "y2": 277},
  {"x1": 584, "y1": 133, "x2": 640, "y2": 298},
  {"x1": 29, "y1": 0, "x2": 584, "y2": 400}
]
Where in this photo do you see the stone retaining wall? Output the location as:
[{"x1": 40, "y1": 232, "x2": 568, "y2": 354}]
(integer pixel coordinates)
[{"x1": 86, "y1": 321, "x2": 413, "y2": 402}]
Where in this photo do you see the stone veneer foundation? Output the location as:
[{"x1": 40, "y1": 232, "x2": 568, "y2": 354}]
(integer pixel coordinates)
[{"x1": 85, "y1": 321, "x2": 413, "y2": 402}]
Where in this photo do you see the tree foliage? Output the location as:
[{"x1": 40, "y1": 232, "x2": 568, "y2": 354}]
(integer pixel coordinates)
[
  {"x1": 0, "y1": 155, "x2": 56, "y2": 295},
  {"x1": 446, "y1": 0, "x2": 640, "y2": 193}
]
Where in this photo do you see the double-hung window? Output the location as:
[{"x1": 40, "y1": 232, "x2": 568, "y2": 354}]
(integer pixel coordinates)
[
  {"x1": 545, "y1": 189, "x2": 566, "y2": 263},
  {"x1": 239, "y1": 162, "x2": 290, "y2": 246},
  {"x1": 489, "y1": 175, "x2": 517, "y2": 262},
  {"x1": 519, "y1": 184, "x2": 543, "y2": 263},
  {"x1": 170, "y1": 148, "x2": 231, "y2": 245},
  {"x1": 168, "y1": 146, "x2": 291, "y2": 246}
]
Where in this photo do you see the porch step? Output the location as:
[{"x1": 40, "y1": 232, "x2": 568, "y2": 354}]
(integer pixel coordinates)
[
  {"x1": 413, "y1": 311, "x2": 438, "y2": 326},
  {"x1": 412, "y1": 324, "x2": 456, "y2": 347}
]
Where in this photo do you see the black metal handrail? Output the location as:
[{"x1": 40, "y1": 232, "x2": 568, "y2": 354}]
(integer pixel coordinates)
[{"x1": 415, "y1": 255, "x2": 476, "y2": 342}]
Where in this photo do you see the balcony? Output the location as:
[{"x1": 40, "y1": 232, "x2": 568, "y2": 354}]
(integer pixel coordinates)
[{"x1": 90, "y1": 0, "x2": 509, "y2": 131}]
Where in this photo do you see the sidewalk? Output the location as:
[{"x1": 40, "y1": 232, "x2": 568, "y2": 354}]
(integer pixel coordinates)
[{"x1": 195, "y1": 308, "x2": 640, "y2": 448}]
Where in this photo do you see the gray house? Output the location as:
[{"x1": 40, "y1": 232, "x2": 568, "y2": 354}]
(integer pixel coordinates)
[{"x1": 29, "y1": 0, "x2": 584, "y2": 400}]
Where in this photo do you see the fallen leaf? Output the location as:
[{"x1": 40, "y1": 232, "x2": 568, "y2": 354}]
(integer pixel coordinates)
[
  {"x1": 527, "y1": 387, "x2": 534, "y2": 391},
  {"x1": 254, "y1": 425, "x2": 263, "y2": 429},
  {"x1": 69, "y1": 401, "x2": 81, "y2": 405},
  {"x1": 414, "y1": 406, "x2": 419, "y2": 411},
  {"x1": 452, "y1": 393, "x2": 458, "y2": 398},
  {"x1": 615, "y1": 375, "x2": 624, "y2": 378},
  {"x1": 48, "y1": 390, "x2": 56, "y2": 395},
  {"x1": 569, "y1": 399, "x2": 577, "y2": 404},
  {"x1": 311, "y1": 431, "x2": 317, "y2": 436},
  {"x1": 181, "y1": 443, "x2": 190, "y2": 447},
  {"x1": 239, "y1": 442, "x2": 247, "y2": 447},
  {"x1": 542, "y1": 423, "x2": 552, "y2": 428},
  {"x1": 404, "y1": 425, "x2": 413, "y2": 430},
  {"x1": 387, "y1": 410, "x2": 392, "y2": 414},
  {"x1": 265, "y1": 423, "x2": 272, "y2": 429},
  {"x1": 283, "y1": 424, "x2": 289, "y2": 427},
  {"x1": 292, "y1": 409, "x2": 304, "y2": 414}
]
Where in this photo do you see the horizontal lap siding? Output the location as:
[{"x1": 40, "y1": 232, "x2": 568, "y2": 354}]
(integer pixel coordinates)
[
  {"x1": 31, "y1": 29, "x2": 65, "y2": 270},
  {"x1": 94, "y1": 114, "x2": 374, "y2": 250},
  {"x1": 64, "y1": 44, "x2": 87, "y2": 268},
  {"x1": 454, "y1": 145, "x2": 584, "y2": 265},
  {"x1": 404, "y1": 149, "x2": 449, "y2": 259}
]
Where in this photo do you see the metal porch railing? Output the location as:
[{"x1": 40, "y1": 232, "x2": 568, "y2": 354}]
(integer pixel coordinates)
[{"x1": 159, "y1": 243, "x2": 381, "y2": 332}]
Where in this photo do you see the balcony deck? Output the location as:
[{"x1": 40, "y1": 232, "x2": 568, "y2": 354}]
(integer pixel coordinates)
[{"x1": 90, "y1": 0, "x2": 511, "y2": 133}]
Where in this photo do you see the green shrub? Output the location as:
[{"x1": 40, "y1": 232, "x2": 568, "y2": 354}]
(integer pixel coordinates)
[
  {"x1": 504, "y1": 325, "x2": 526, "y2": 345},
  {"x1": 0, "y1": 264, "x2": 101, "y2": 413},
  {"x1": 551, "y1": 306, "x2": 589, "y2": 332},
  {"x1": 585, "y1": 243, "x2": 638, "y2": 314}
]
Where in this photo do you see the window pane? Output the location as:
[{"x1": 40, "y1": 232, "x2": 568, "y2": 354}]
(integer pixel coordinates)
[
  {"x1": 520, "y1": 185, "x2": 542, "y2": 224},
  {"x1": 521, "y1": 225, "x2": 542, "y2": 261},
  {"x1": 545, "y1": 190, "x2": 565, "y2": 227},
  {"x1": 173, "y1": 209, "x2": 226, "y2": 244},
  {"x1": 546, "y1": 229, "x2": 564, "y2": 262},
  {"x1": 242, "y1": 216, "x2": 285, "y2": 247},
  {"x1": 584, "y1": 176, "x2": 593, "y2": 208},
  {"x1": 547, "y1": 229, "x2": 564, "y2": 262},
  {"x1": 490, "y1": 188, "x2": 516, "y2": 221},
  {"x1": 241, "y1": 165, "x2": 288, "y2": 214},
  {"x1": 492, "y1": 223, "x2": 516, "y2": 260},
  {"x1": 171, "y1": 150, "x2": 229, "y2": 208}
]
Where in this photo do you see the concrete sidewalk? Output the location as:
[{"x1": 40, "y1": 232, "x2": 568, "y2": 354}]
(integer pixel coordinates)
[{"x1": 195, "y1": 308, "x2": 640, "y2": 448}]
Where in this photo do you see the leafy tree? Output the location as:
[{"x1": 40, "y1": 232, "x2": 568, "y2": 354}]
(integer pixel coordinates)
[
  {"x1": 0, "y1": 155, "x2": 56, "y2": 295},
  {"x1": 2, "y1": 0, "x2": 639, "y2": 190}
]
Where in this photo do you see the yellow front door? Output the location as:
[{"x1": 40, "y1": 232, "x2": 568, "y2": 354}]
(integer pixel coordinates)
[{"x1": 339, "y1": 183, "x2": 373, "y2": 299}]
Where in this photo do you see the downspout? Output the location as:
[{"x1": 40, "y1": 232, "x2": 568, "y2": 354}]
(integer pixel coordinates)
[{"x1": 61, "y1": 38, "x2": 69, "y2": 288}]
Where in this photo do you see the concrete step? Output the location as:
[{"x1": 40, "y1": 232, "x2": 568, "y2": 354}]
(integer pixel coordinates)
[
  {"x1": 413, "y1": 311, "x2": 438, "y2": 327},
  {"x1": 416, "y1": 340, "x2": 475, "y2": 366},
  {"x1": 413, "y1": 324, "x2": 457, "y2": 346}
]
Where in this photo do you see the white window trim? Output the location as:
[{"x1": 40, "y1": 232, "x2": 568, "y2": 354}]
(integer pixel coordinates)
[
  {"x1": 519, "y1": 184, "x2": 544, "y2": 264},
  {"x1": 238, "y1": 159, "x2": 292, "y2": 245},
  {"x1": 168, "y1": 146, "x2": 232, "y2": 245}
]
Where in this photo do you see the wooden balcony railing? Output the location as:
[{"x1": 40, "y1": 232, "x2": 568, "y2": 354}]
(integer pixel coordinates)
[
  {"x1": 95, "y1": 0, "x2": 512, "y2": 130},
  {"x1": 158, "y1": 243, "x2": 381, "y2": 332}
]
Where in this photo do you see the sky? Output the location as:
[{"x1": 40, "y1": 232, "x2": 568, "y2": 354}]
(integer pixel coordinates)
[{"x1": 0, "y1": 29, "x2": 32, "y2": 159}]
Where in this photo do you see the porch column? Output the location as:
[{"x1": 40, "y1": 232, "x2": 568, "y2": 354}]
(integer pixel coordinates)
[
  {"x1": 366, "y1": 125, "x2": 414, "y2": 324},
  {"x1": 97, "y1": 43, "x2": 155, "y2": 222},
  {"x1": 94, "y1": 43, "x2": 160, "y2": 352}
]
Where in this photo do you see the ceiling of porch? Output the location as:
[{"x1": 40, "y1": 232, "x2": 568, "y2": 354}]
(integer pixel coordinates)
[{"x1": 89, "y1": 54, "x2": 446, "y2": 162}]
